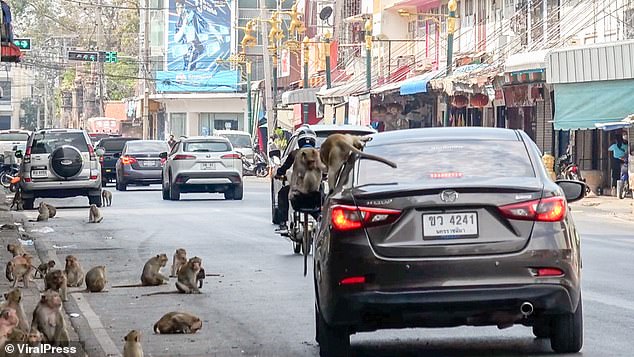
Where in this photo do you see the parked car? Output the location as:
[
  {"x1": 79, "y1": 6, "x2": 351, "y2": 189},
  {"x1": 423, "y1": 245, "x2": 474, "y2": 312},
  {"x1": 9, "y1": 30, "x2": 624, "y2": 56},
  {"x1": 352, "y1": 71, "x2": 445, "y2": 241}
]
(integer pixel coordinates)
[
  {"x1": 115, "y1": 140, "x2": 169, "y2": 191},
  {"x1": 314, "y1": 127, "x2": 586, "y2": 356},
  {"x1": 0, "y1": 129, "x2": 31, "y2": 155},
  {"x1": 160, "y1": 136, "x2": 243, "y2": 200},
  {"x1": 214, "y1": 130, "x2": 254, "y2": 161},
  {"x1": 270, "y1": 124, "x2": 377, "y2": 224},
  {"x1": 95, "y1": 137, "x2": 141, "y2": 187},
  {"x1": 16, "y1": 129, "x2": 103, "y2": 209}
]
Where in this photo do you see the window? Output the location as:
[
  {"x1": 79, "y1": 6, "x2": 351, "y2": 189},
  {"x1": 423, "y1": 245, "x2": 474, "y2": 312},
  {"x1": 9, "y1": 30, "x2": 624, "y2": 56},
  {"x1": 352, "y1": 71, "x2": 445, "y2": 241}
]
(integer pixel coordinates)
[
  {"x1": 98, "y1": 139, "x2": 139, "y2": 152},
  {"x1": 125, "y1": 141, "x2": 169, "y2": 153},
  {"x1": 31, "y1": 132, "x2": 89, "y2": 154},
  {"x1": 184, "y1": 141, "x2": 231, "y2": 152},
  {"x1": 199, "y1": 113, "x2": 242, "y2": 135},
  {"x1": 199, "y1": 113, "x2": 213, "y2": 136},
  {"x1": 169, "y1": 113, "x2": 186, "y2": 138},
  {"x1": 0, "y1": 133, "x2": 29, "y2": 141}
]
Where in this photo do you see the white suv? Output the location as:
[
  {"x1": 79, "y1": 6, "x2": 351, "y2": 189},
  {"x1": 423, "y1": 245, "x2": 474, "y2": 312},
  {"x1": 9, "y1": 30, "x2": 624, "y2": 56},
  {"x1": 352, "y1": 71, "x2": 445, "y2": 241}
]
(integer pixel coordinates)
[
  {"x1": 17, "y1": 129, "x2": 103, "y2": 209},
  {"x1": 160, "y1": 136, "x2": 243, "y2": 201}
]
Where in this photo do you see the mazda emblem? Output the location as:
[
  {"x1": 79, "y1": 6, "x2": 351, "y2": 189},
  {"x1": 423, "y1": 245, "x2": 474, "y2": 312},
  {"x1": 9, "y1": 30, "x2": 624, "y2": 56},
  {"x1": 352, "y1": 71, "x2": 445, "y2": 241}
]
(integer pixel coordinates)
[
  {"x1": 60, "y1": 159, "x2": 73, "y2": 166},
  {"x1": 440, "y1": 190, "x2": 458, "y2": 203}
]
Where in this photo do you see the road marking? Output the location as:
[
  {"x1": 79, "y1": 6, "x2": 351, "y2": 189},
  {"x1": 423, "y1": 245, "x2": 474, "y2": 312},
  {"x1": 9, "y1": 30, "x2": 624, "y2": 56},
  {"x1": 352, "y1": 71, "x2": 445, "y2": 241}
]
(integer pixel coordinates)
[
  {"x1": 73, "y1": 293, "x2": 122, "y2": 357},
  {"x1": 584, "y1": 290, "x2": 634, "y2": 312}
]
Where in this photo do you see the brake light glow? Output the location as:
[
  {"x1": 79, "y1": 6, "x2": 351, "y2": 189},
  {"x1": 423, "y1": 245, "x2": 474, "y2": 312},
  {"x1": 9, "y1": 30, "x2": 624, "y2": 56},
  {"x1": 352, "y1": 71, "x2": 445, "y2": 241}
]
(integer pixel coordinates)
[
  {"x1": 430, "y1": 172, "x2": 464, "y2": 179},
  {"x1": 24, "y1": 178, "x2": 31, "y2": 183},
  {"x1": 534, "y1": 267, "x2": 564, "y2": 277},
  {"x1": 331, "y1": 205, "x2": 402, "y2": 231},
  {"x1": 221, "y1": 154, "x2": 241, "y2": 159},
  {"x1": 120, "y1": 156, "x2": 137, "y2": 165},
  {"x1": 498, "y1": 196, "x2": 566, "y2": 222},
  {"x1": 90, "y1": 175, "x2": 98, "y2": 180},
  {"x1": 339, "y1": 276, "x2": 366, "y2": 285},
  {"x1": 173, "y1": 154, "x2": 196, "y2": 160},
  {"x1": 88, "y1": 145, "x2": 96, "y2": 161}
]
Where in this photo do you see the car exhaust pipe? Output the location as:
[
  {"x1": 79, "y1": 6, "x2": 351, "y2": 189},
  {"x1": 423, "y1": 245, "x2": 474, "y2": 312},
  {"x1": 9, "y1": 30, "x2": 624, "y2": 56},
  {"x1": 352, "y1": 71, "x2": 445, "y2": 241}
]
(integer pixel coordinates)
[{"x1": 520, "y1": 302, "x2": 534, "y2": 317}]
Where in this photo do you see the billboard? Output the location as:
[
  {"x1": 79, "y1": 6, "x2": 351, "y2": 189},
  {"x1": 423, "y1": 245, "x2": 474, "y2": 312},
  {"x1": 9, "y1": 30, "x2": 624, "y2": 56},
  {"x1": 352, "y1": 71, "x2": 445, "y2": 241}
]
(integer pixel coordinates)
[{"x1": 156, "y1": 0, "x2": 238, "y2": 93}]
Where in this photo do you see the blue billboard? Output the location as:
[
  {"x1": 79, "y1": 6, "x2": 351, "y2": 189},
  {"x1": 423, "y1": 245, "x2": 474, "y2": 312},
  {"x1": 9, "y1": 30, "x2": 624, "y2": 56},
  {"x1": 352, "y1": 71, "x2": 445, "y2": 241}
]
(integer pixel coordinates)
[{"x1": 156, "y1": 0, "x2": 238, "y2": 92}]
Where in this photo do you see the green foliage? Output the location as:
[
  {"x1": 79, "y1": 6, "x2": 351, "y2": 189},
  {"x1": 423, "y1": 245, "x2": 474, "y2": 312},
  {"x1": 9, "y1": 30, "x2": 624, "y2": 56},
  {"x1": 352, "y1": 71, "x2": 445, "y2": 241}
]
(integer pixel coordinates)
[
  {"x1": 19, "y1": 98, "x2": 40, "y2": 131},
  {"x1": 105, "y1": 59, "x2": 137, "y2": 100}
]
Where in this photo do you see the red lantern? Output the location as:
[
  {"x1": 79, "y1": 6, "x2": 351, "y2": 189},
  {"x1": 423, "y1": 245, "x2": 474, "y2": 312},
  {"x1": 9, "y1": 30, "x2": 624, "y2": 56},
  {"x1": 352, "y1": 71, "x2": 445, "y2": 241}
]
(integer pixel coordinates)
[
  {"x1": 470, "y1": 93, "x2": 489, "y2": 108},
  {"x1": 451, "y1": 95, "x2": 468, "y2": 108}
]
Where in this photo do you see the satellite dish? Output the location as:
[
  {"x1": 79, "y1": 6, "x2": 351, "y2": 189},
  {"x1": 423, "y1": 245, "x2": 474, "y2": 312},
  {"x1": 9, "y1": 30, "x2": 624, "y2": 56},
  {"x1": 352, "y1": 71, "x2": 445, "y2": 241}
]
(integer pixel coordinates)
[{"x1": 319, "y1": 6, "x2": 333, "y2": 21}]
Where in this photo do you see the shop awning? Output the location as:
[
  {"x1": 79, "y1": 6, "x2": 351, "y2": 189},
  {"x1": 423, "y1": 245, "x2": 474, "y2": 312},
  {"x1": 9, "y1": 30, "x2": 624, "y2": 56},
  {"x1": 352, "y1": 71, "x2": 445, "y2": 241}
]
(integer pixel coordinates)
[
  {"x1": 400, "y1": 70, "x2": 444, "y2": 95},
  {"x1": 504, "y1": 50, "x2": 550, "y2": 73},
  {"x1": 316, "y1": 79, "x2": 367, "y2": 104},
  {"x1": 429, "y1": 64, "x2": 491, "y2": 95},
  {"x1": 281, "y1": 88, "x2": 320, "y2": 106},
  {"x1": 553, "y1": 79, "x2": 634, "y2": 130}
]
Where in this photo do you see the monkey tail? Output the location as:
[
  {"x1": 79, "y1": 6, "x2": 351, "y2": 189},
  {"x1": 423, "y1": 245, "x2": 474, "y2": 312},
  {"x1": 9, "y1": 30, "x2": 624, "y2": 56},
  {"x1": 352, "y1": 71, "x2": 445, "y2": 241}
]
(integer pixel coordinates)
[
  {"x1": 348, "y1": 145, "x2": 398, "y2": 169},
  {"x1": 111, "y1": 283, "x2": 144, "y2": 288}
]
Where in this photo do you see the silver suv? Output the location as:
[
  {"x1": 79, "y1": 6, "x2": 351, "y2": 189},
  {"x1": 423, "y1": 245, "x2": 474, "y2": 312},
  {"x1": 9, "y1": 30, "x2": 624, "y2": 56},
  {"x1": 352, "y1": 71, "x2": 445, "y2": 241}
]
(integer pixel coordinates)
[
  {"x1": 160, "y1": 136, "x2": 243, "y2": 201},
  {"x1": 17, "y1": 129, "x2": 103, "y2": 209}
]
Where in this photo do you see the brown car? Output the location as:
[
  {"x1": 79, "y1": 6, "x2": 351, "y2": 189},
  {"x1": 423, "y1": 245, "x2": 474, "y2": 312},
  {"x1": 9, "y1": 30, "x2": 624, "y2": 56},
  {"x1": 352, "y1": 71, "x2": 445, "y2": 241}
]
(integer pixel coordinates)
[{"x1": 314, "y1": 127, "x2": 585, "y2": 356}]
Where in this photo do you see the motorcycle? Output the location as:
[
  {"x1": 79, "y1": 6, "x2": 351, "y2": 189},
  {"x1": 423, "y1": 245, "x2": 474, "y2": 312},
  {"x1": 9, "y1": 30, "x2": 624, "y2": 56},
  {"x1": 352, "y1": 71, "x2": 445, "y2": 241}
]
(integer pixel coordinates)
[
  {"x1": 0, "y1": 163, "x2": 19, "y2": 190},
  {"x1": 618, "y1": 161, "x2": 631, "y2": 199},
  {"x1": 241, "y1": 152, "x2": 268, "y2": 177},
  {"x1": 556, "y1": 153, "x2": 591, "y2": 194}
]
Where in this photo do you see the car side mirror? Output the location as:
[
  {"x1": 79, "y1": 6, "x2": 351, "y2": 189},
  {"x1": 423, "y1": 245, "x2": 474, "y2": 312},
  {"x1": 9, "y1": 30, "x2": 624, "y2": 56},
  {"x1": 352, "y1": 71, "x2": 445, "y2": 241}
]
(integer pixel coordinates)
[
  {"x1": 269, "y1": 149, "x2": 281, "y2": 158},
  {"x1": 14, "y1": 150, "x2": 23, "y2": 159},
  {"x1": 95, "y1": 148, "x2": 105, "y2": 156},
  {"x1": 159, "y1": 152, "x2": 168, "y2": 159},
  {"x1": 113, "y1": 152, "x2": 121, "y2": 159},
  {"x1": 556, "y1": 180, "x2": 586, "y2": 203}
]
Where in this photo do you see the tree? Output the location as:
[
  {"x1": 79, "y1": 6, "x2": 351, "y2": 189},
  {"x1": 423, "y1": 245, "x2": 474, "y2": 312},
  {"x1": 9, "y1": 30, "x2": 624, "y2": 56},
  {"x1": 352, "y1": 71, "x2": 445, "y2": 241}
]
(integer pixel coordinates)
[
  {"x1": 105, "y1": 59, "x2": 137, "y2": 100},
  {"x1": 19, "y1": 98, "x2": 40, "y2": 131}
]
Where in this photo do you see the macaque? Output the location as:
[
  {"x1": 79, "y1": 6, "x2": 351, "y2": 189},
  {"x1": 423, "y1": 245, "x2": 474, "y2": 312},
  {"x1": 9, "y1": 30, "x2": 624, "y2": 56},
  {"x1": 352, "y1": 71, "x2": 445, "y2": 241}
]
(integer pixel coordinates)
[
  {"x1": 1, "y1": 289, "x2": 29, "y2": 332},
  {"x1": 30, "y1": 290, "x2": 69, "y2": 347},
  {"x1": 88, "y1": 204, "x2": 103, "y2": 223},
  {"x1": 170, "y1": 249, "x2": 187, "y2": 278},
  {"x1": 85, "y1": 266, "x2": 107, "y2": 292},
  {"x1": 64, "y1": 255, "x2": 84, "y2": 287},
  {"x1": 123, "y1": 330, "x2": 143, "y2": 357},
  {"x1": 153, "y1": 312, "x2": 202, "y2": 334},
  {"x1": 175, "y1": 257, "x2": 202, "y2": 294},
  {"x1": 44, "y1": 270, "x2": 68, "y2": 302}
]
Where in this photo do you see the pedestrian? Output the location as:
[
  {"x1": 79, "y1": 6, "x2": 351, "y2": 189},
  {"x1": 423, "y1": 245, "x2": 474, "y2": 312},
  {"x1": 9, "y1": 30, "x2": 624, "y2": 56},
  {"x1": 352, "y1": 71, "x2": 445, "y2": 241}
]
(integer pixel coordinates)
[
  {"x1": 168, "y1": 134, "x2": 176, "y2": 149},
  {"x1": 608, "y1": 134, "x2": 627, "y2": 195}
]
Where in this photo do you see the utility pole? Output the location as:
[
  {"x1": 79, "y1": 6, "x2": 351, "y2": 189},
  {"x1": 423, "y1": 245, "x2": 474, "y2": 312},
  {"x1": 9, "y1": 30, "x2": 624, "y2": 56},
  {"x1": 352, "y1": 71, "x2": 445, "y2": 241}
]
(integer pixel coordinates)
[
  {"x1": 260, "y1": 5, "x2": 274, "y2": 133},
  {"x1": 143, "y1": 0, "x2": 151, "y2": 139},
  {"x1": 302, "y1": 37, "x2": 309, "y2": 124},
  {"x1": 444, "y1": 0, "x2": 457, "y2": 127},
  {"x1": 97, "y1": 0, "x2": 105, "y2": 117},
  {"x1": 44, "y1": 75, "x2": 48, "y2": 128}
]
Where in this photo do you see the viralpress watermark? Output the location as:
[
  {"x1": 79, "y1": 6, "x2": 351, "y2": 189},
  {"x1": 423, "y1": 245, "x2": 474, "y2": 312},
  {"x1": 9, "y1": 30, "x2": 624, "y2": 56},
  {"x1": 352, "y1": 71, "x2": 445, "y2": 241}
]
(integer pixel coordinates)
[{"x1": 4, "y1": 342, "x2": 80, "y2": 355}]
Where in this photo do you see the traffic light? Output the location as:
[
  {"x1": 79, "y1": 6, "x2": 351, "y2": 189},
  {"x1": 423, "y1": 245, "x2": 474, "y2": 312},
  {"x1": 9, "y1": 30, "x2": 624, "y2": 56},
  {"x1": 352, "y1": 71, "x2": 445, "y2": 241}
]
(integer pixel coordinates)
[
  {"x1": 12, "y1": 38, "x2": 31, "y2": 51},
  {"x1": 104, "y1": 51, "x2": 118, "y2": 63},
  {"x1": 68, "y1": 50, "x2": 99, "y2": 62}
]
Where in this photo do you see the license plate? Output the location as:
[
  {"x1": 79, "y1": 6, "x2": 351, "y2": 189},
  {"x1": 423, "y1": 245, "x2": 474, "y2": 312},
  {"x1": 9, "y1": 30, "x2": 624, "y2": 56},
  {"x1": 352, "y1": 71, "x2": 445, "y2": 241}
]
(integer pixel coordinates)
[
  {"x1": 423, "y1": 212, "x2": 478, "y2": 239},
  {"x1": 141, "y1": 160, "x2": 157, "y2": 167},
  {"x1": 31, "y1": 170, "x2": 48, "y2": 178},
  {"x1": 105, "y1": 169, "x2": 112, "y2": 173},
  {"x1": 201, "y1": 163, "x2": 216, "y2": 170}
]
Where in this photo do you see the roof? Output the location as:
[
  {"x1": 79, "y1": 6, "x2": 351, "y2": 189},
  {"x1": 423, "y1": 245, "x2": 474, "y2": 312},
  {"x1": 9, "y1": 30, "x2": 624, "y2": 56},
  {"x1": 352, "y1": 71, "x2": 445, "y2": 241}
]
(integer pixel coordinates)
[
  {"x1": 505, "y1": 49, "x2": 550, "y2": 73},
  {"x1": 214, "y1": 130, "x2": 250, "y2": 135},
  {"x1": 366, "y1": 127, "x2": 522, "y2": 147},
  {"x1": 98, "y1": 137, "x2": 140, "y2": 142},
  {"x1": 0, "y1": 129, "x2": 31, "y2": 134},
  {"x1": 36, "y1": 129, "x2": 85, "y2": 134},
  {"x1": 293, "y1": 124, "x2": 377, "y2": 135},
  {"x1": 182, "y1": 136, "x2": 230, "y2": 142}
]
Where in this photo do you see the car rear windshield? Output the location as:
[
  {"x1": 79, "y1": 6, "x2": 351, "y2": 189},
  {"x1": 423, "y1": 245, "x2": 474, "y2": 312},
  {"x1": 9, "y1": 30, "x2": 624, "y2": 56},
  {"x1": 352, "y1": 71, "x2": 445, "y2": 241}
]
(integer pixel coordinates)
[
  {"x1": 357, "y1": 140, "x2": 535, "y2": 186},
  {"x1": 0, "y1": 133, "x2": 29, "y2": 141},
  {"x1": 31, "y1": 132, "x2": 89, "y2": 153},
  {"x1": 125, "y1": 141, "x2": 169, "y2": 153},
  {"x1": 184, "y1": 141, "x2": 231, "y2": 152},
  {"x1": 220, "y1": 134, "x2": 251, "y2": 148},
  {"x1": 99, "y1": 139, "x2": 138, "y2": 152},
  {"x1": 315, "y1": 131, "x2": 375, "y2": 148}
]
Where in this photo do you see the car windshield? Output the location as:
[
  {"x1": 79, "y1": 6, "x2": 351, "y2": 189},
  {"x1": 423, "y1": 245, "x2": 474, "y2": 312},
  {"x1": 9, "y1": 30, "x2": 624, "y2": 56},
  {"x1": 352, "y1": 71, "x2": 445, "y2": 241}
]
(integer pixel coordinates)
[
  {"x1": 315, "y1": 131, "x2": 375, "y2": 148},
  {"x1": 0, "y1": 133, "x2": 29, "y2": 141},
  {"x1": 357, "y1": 140, "x2": 536, "y2": 186},
  {"x1": 184, "y1": 141, "x2": 231, "y2": 152},
  {"x1": 125, "y1": 141, "x2": 169, "y2": 153},
  {"x1": 220, "y1": 134, "x2": 251, "y2": 148},
  {"x1": 31, "y1": 132, "x2": 89, "y2": 154},
  {"x1": 99, "y1": 139, "x2": 138, "y2": 152}
]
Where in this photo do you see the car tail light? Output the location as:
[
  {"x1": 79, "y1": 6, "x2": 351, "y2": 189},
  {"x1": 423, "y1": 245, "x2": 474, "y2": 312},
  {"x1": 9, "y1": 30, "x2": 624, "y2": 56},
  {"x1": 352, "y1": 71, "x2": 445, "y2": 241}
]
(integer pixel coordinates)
[
  {"x1": 173, "y1": 154, "x2": 196, "y2": 160},
  {"x1": 339, "y1": 276, "x2": 366, "y2": 285},
  {"x1": 330, "y1": 205, "x2": 402, "y2": 231},
  {"x1": 160, "y1": 157, "x2": 167, "y2": 165},
  {"x1": 88, "y1": 145, "x2": 96, "y2": 161},
  {"x1": 24, "y1": 147, "x2": 31, "y2": 164},
  {"x1": 90, "y1": 175, "x2": 98, "y2": 180},
  {"x1": 24, "y1": 177, "x2": 31, "y2": 183},
  {"x1": 430, "y1": 172, "x2": 464, "y2": 179},
  {"x1": 221, "y1": 154, "x2": 241, "y2": 159},
  {"x1": 120, "y1": 156, "x2": 137, "y2": 165},
  {"x1": 533, "y1": 267, "x2": 565, "y2": 277},
  {"x1": 99, "y1": 155, "x2": 104, "y2": 163},
  {"x1": 570, "y1": 166, "x2": 578, "y2": 173},
  {"x1": 499, "y1": 196, "x2": 566, "y2": 222}
]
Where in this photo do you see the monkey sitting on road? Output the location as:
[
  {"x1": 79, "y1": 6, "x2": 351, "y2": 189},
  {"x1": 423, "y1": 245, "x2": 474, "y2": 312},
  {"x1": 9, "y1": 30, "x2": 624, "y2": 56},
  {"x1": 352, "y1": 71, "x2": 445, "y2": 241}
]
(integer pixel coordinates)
[
  {"x1": 112, "y1": 254, "x2": 170, "y2": 288},
  {"x1": 289, "y1": 147, "x2": 325, "y2": 203},
  {"x1": 6, "y1": 254, "x2": 34, "y2": 288},
  {"x1": 176, "y1": 257, "x2": 202, "y2": 294},
  {"x1": 6, "y1": 244, "x2": 25, "y2": 258},
  {"x1": 153, "y1": 312, "x2": 202, "y2": 334},
  {"x1": 64, "y1": 255, "x2": 84, "y2": 288},
  {"x1": 35, "y1": 202, "x2": 49, "y2": 222},
  {"x1": 30, "y1": 290, "x2": 69, "y2": 347},
  {"x1": 1, "y1": 289, "x2": 29, "y2": 333},
  {"x1": 27, "y1": 328, "x2": 43, "y2": 348},
  {"x1": 123, "y1": 330, "x2": 143, "y2": 357},
  {"x1": 34, "y1": 260, "x2": 56, "y2": 279},
  {"x1": 170, "y1": 248, "x2": 187, "y2": 278},
  {"x1": 320, "y1": 133, "x2": 397, "y2": 191},
  {"x1": 0, "y1": 308, "x2": 19, "y2": 347},
  {"x1": 88, "y1": 204, "x2": 103, "y2": 223},
  {"x1": 102, "y1": 189, "x2": 112, "y2": 207},
  {"x1": 42, "y1": 203, "x2": 56, "y2": 218},
  {"x1": 44, "y1": 270, "x2": 68, "y2": 302},
  {"x1": 85, "y1": 266, "x2": 107, "y2": 293}
]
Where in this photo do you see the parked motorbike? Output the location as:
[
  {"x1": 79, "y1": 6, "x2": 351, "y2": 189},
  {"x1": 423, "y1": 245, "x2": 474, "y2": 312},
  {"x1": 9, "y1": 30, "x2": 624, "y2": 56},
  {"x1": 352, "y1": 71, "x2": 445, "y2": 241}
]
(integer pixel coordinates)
[
  {"x1": 0, "y1": 163, "x2": 19, "y2": 189},
  {"x1": 556, "y1": 153, "x2": 591, "y2": 194},
  {"x1": 242, "y1": 152, "x2": 268, "y2": 177},
  {"x1": 618, "y1": 161, "x2": 631, "y2": 199}
]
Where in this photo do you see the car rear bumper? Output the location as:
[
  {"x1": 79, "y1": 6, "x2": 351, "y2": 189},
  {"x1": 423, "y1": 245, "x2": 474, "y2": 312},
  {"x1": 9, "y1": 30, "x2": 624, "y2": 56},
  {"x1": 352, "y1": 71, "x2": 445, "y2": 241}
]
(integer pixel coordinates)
[
  {"x1": 174, "y1": 171, "x2": 242, "y2": 185},
  {"x1": 120, "y1": 167, "x2": 162, "y2": 183},
  {"x1": 21, "y1": 179, "x2": 102, "y2": 198},
  {"x1": 324, "y1": 284, "x2": 577, "y2": 332}
]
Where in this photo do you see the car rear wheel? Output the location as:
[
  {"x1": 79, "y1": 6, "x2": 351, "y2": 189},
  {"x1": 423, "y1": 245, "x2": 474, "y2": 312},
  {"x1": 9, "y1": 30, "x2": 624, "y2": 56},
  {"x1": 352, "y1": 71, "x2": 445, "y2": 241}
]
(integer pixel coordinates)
[
  {"x1": 162, "y1": 177, "x2": 170, "y2": 201},
  {"x1": 116, "y1": 180, "x2": 127, "y2": 191},
  {"x1": 169, "y1": 176, "x2": 180, "y2": 201},
  {"x1": 23, "y1": 197, "x2": 35, "y2": 210},
  {"x1": 88, "y1": 194, "x2": 102, "y2": 207},
  {"x1": 233, "y1": 184, "x2": 243, "y2": 200},
  {"x1": 532, "y1": 319, "x2": 551, "y2": 338},
  {"x1": 550, "y1": 297, "x2": 583, "y2": 353},
  {"x1": 316, "y1": 304, "x2": 350, "y2": 356},
  {"x1": 293, "y1": 242, "x2": 301, "y2": 254}
]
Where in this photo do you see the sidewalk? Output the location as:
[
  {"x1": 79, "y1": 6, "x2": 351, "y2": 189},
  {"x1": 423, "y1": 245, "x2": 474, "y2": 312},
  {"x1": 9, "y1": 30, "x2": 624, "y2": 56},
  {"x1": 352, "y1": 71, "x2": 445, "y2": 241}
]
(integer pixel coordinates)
[
  {"x1": 0, "y1": 191, "x2": 87, "y2": 356},
  {"x1": 570, "y1": 193, "x2": 634, "y2": 221}
]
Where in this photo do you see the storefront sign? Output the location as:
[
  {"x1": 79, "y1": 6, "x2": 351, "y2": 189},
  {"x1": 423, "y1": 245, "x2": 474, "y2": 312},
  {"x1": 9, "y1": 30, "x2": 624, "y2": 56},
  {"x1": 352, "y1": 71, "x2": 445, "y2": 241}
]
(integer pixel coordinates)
[
  {"x1": 348, "y1": 96, "x2": 360, "y2": 125},
  {"x1": 359, "y1": 97, "x2": 371, "y2": 126}
]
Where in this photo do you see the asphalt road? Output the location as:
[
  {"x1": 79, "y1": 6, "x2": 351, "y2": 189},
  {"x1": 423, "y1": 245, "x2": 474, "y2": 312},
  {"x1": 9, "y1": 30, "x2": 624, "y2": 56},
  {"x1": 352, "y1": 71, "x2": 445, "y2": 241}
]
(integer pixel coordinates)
[{"x1": 20, "y1": 178, "x2": 634, "y2": 357}]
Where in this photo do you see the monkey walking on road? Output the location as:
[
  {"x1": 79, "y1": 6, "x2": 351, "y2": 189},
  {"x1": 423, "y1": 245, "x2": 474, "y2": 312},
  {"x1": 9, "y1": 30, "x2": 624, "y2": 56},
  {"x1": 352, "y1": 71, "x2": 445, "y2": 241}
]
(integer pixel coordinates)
[
  {"x1": 102, "y1": 189, "x2": 112, "y2": 207},
  {"x1": 10, "y1": 190, "x2": 23, "y2": 211},
  {"x1": 320, "y1": 133, "x2": 397, "y2": 191},
  {"x1": 88, "y1": 204, "x2": 103, "y2": 223},
  {"x1": 153, "y1": 312, "x2": 202, "y2": 334}
]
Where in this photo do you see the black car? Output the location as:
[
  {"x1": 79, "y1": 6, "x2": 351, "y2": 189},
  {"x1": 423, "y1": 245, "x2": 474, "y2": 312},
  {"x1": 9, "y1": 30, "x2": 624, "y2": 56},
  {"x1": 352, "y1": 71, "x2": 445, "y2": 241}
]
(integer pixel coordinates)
[
  {"x1": 96, "y1": 137, "x2": 140, "y2": 186},
  {"x1": 314, "y1": 127, "x2": 586, "y2": 356}
]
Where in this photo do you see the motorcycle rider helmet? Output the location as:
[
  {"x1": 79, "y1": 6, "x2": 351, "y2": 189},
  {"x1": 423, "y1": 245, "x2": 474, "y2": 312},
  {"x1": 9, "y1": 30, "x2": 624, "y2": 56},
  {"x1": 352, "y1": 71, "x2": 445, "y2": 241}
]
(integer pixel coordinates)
[{"x1": 297, "y1": 128, "x2": 317, "y2": 148}]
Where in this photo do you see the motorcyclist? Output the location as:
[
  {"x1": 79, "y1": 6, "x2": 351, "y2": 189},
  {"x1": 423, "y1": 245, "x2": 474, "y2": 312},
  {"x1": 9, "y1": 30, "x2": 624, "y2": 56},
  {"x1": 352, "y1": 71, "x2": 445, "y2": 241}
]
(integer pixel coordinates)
[{"x1": 274, "y1": 128, "x2": 318, "y2": 234}]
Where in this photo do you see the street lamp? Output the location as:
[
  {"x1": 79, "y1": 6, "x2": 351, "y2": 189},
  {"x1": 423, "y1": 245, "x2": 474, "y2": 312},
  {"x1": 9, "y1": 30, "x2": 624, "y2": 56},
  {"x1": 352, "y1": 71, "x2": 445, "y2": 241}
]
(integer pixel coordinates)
[
  {"x1": 303, "y1": 36, "x2": 310, "y2": 124},
  {"x1": 365, "y1": 19, "x2": 373, "y2": 92},
  {"x1": 323, "y1": 31, "x2": 332, "y2": 89}
]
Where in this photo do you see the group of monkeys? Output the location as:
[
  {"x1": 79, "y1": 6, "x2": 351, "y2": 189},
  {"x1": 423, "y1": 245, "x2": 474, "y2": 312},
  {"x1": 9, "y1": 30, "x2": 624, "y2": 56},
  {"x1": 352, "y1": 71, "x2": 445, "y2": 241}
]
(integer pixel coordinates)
[
  {"x1": 11, "y1": 189, "x2": 113, "y2": 225},
  {"x1": 291, "y1": 133, "x2": 397, "y2": 198},
  {"x1": 2, "y1": 243, "x2": 205, "y2": 356}
]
